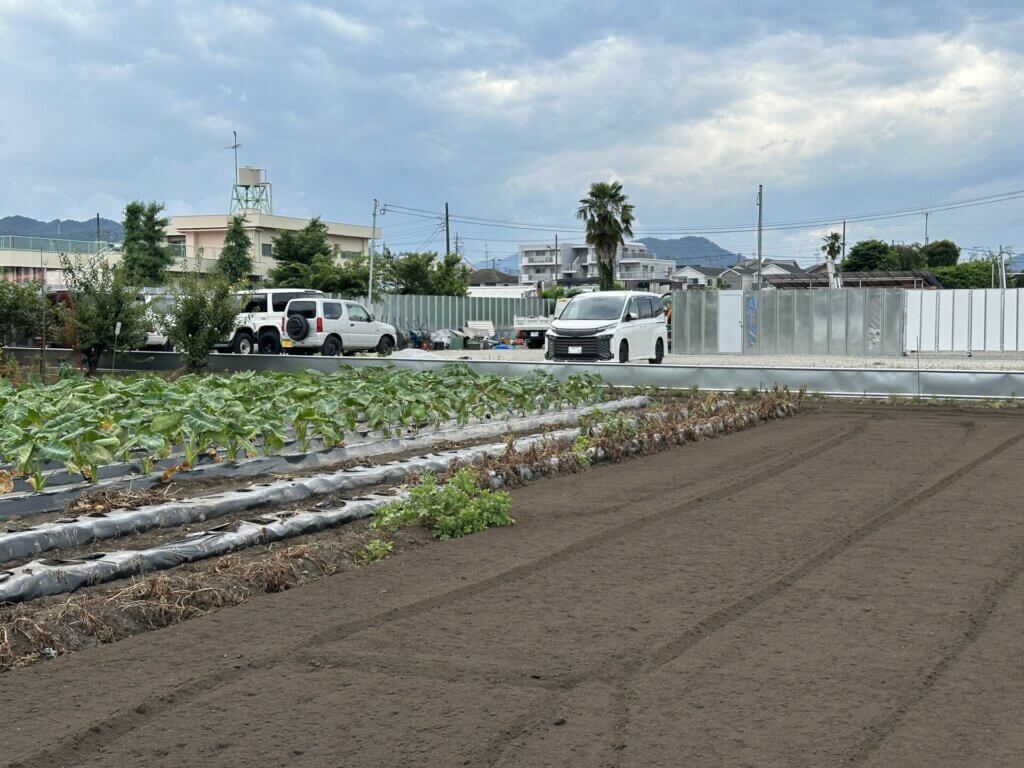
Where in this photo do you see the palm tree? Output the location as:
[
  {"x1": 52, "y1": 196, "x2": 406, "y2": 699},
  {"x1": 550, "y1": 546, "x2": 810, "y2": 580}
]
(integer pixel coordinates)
[
  {"x1": 576, "y1": 181, "x2": 635, "y2": 291},
  {"x1": 821, "y1": 231, "x2": 842, "y2": 265}
]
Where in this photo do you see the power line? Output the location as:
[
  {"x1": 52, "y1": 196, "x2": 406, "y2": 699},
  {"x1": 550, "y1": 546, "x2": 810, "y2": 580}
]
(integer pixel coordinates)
[{"x1": 382, "y1": 187, "x2": 1024, "y2": 237}]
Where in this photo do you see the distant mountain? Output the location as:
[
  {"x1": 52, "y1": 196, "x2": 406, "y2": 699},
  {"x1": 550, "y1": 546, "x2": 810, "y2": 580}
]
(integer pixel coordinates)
[
  {"x1": 0, "y1": 215, "x2": 123, "y2": 242},
  {"x1": 637, "y1": 236, "x2": 739, "y2": 268}
]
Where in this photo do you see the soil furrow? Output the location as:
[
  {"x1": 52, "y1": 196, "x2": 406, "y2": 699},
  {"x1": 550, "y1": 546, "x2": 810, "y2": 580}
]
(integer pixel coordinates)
[
  {"x1": 6, "y1": 416, "x2": 859, "y2": 768},
  {"x1": 844, "y1": 540, "x2": 1024, "y2": 765}
]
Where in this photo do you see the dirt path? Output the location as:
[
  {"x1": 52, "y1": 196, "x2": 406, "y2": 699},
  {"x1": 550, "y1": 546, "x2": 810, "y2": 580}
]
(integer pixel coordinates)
[{"x1": 3, "y1": 408, "x2": 1023, "y2": 768}]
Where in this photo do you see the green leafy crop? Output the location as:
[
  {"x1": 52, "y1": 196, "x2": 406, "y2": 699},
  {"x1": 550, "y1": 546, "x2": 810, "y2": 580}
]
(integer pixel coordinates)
[{"x1": 0, "y1": 365, "x2": 604, "y2": 487}]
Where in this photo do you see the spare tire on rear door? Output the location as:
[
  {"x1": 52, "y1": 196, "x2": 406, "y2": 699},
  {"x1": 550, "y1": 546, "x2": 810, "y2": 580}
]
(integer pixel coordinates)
[{"x1": 287, "y1": 314, "x2": 310, "y2": 341}]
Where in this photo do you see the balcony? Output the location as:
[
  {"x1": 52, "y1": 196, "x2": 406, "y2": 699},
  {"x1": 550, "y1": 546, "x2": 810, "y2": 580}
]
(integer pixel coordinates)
[{"x1": 521, "y1": 253, "x2": 558, "y2": 265}]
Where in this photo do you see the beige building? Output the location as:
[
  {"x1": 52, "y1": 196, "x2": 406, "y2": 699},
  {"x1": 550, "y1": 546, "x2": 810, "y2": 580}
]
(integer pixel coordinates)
[
  {"x1": 1, "y1": 214, "x2": 377, "y2": 285},
  {"x1": 166, "y1": 213, "x2": 378, "y2": 279}
]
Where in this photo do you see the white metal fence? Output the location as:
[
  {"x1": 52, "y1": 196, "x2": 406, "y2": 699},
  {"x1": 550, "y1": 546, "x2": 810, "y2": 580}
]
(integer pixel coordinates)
[{"x1": 905, "y1": 289, "x2": 1024, "y2": 353}]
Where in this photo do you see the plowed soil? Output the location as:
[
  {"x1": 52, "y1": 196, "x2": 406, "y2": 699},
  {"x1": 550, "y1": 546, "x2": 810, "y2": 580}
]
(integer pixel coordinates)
[{"x1": 3, "y1": 406, "x2": 1024, "y2": 768}]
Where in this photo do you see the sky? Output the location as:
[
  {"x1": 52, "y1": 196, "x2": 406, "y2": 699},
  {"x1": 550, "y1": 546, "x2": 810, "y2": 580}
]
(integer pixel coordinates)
[{"x1": 1, "y1": 0, "x2": 1023, "y2": 267}]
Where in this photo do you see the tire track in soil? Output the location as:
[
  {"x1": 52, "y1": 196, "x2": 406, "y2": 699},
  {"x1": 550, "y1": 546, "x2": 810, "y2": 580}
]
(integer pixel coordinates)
[
  {"x1": 487, "y1": 428, "x2": 1024, "y2": 768},
  {"x1": 6, "y1": 418, "x2": 867, "y2": 768},
  {"x1": 843, "y1": 539, "x2": 1024, "y2": 766}
]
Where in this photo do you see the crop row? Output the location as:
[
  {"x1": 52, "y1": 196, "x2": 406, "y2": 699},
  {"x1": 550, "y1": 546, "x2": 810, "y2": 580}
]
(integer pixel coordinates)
[{"x1": 0, "y1": 364, "x2": 605, "y2": 490}]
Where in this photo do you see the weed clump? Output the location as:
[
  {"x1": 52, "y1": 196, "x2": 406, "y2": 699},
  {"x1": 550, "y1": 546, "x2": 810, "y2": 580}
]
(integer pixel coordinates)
[{"x1": 372, "y1": 469, "x2": 514, "y2": 540}]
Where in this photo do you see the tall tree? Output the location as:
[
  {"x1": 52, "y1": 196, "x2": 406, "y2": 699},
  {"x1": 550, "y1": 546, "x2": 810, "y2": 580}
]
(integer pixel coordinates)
[
  {"x1": 121, "y1": 201, "x2": 172, "y2": 285},
  {"x1": 841, "y1": 239, "x2": 891, "y2": 272},
  {"x1": 218, "y1": 215, "x2": 253, "y2": 283},
  {"x1": 576, "y1": 181, "x2": 635, "y2": 291},
  {"x1": 266, "y1": 217, "x2": 333, "y2": 287},
  {"x1": 920, "y1": 239, "x2": 960, "y2": 267}
]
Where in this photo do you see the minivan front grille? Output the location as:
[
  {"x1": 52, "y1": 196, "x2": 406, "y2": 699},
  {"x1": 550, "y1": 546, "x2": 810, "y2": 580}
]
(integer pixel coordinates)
[{"x1": 548, "y1": 335, "x2": 611, "y2": 361}]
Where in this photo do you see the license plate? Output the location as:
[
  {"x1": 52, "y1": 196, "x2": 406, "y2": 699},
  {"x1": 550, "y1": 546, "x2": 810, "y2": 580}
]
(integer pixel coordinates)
[
  {"x1": 281, "y1": 339, "x2": 293, "y2": 348},
  {"x1": 530, "y1": 331, "x2": 540, "y2": 337},
  {"x1": 568, "y1": 345, "x2": 583, "y2": 355}
]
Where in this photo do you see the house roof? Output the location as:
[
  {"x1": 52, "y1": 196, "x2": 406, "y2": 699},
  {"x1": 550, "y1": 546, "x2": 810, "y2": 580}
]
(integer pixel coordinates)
[
  {"x1": 724, "y1": 259, "x2": 808, "y2": 277},
  {"x1": 468, "y1": 267, "x2": 518, "y2": 285},
  {"x1": 766, "y1": 270, "x2": 943, "y2": 288},
  {"x1": 675, "y1": 264, "x2": 725, "y2": 277}
]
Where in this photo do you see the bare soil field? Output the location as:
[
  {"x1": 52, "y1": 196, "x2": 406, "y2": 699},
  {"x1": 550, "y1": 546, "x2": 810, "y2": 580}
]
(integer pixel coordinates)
[{"x1": 3, "y1": 405, "x2": 1023, "y2": 767}]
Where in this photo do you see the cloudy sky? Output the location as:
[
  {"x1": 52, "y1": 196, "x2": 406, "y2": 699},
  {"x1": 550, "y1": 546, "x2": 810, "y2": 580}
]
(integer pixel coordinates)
[{"x1": 1, "y1": 0, "x2": 1022, "y2": 266}]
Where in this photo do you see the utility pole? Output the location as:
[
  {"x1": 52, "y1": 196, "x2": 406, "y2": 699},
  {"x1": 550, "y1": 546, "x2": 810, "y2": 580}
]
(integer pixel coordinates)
[
  {"x1": 96, "y1": 213, "x2": 101, "y2": 243},
  {"x1": 999, "y1": 245, "x2": 1007, "y2": 290},
  {"x1": 841, "y1": 220, "x2": 846, "y2": 263},
  {"x1": 755, "y1": 184, "x2": 763, "y2": 289},
  {"x1": 924, "y1": 212, "x2": 929, "y2": 245},
  {"x1": 39, "y1": 246, "x2": 46, "y2": 382},
  {"x1": 444, "y1": 202, "x2": 451, "y2": 257},
  {"x1": 367, "y1": 198, "x2": 379, "y2": 306}
]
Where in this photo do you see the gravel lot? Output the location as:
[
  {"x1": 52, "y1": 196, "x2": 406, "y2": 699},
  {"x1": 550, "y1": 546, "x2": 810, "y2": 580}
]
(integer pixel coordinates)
[{"x1": 396, "y1": 346, "x2": 1024, "y2": 371}]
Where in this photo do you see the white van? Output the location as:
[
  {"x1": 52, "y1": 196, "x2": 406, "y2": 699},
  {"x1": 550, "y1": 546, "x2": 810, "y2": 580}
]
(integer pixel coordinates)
[
  {"x1": 283, "y1": 297, "x2": 398, "y2": 356},
  {"x1": 545, "y1": 290, "x2": 667, "y2": 363}
]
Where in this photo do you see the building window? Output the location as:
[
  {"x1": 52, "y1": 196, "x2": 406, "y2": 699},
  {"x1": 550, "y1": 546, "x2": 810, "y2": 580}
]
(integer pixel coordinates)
[{"x1": 261, "y1": 243, "x2": 273, "y2": 258}]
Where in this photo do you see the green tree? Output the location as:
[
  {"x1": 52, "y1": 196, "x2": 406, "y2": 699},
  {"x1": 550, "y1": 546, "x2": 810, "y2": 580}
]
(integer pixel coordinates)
[
  {"x1": 576, "y1": 181, "x2": 635, "y2": 291},
  {"x1": 429, "y1": 252, "x2": 470, "y2": 296},
  {"x1": 166, "y1": 260, "x2": 241, "y2": 373},
  {"x1": 122, "y1": 201, "x2": 172, "y2": 285},
  {"x1": 841, "y1": 239, "x2": 891, "y2": 272},
  {"x1": 218, "y1": 215, "x2": 253, "y2": 283},
  {"x1": 266, "y1": 217, "x2": 333, "y2": 286},
  {"x1": 392, "y1": 252, "x2": 436, "y2": 295},
  {"x1": 931, "y1": 258, "x2": 999, "y2": 288},
  {"x1": 389, "y1": 251, "x2": 469, "y2": 296},
  {"x1": 920, "y1": 239, "x2": 960, "y2": 267},
  {"x1": 303, "y1": 250, "x2": 393, "y2": 296},
  {"x1": 881, "y1": 243, "x2": 926, "y2": 270},
  {"x1": 60, "y1": 254, "x2": 147, "y2": 375},
  {"x1": 0, "y1": 282, "x2": 43, "y2": 347}
]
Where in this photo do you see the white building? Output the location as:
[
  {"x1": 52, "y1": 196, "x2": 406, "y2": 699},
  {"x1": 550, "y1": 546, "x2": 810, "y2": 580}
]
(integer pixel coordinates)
[
  {"x1": 673, "y1": 265, "x2": 725, "y2": 288},
  {"x1": 518, "y1": 241, "x2": 676, "y2": 288}
]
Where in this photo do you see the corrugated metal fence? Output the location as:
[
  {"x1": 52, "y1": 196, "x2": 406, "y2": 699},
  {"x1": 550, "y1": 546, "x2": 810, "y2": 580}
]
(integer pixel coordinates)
[
  {"x1": 671, "y1": 288, "x2": 905, "y2": 356},
  {"x1": 334, "y1": 294, "x2": 553, "y2": 336}
]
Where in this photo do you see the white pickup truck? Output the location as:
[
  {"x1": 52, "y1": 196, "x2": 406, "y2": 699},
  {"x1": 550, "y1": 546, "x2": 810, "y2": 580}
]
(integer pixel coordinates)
[{"x1": 514, "y1": 298, "x2": 569, "y2": 348}]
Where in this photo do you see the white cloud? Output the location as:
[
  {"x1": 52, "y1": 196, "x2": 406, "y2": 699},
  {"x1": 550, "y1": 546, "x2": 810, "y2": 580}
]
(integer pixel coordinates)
[
  {"x1": 430, "y1": 28, "x2": 1024, "y2": 219},
  {"x1": 296, "y1": 3, "x2": 372, "y2": 41}
]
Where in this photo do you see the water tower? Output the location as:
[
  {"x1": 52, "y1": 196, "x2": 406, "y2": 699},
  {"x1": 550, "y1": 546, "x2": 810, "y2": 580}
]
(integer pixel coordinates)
[{"x1": 230, "y1": 165, "x2": 273, "y2": 214}]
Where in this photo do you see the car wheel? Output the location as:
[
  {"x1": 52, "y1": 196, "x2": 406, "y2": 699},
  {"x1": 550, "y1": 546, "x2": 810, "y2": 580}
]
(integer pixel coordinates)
[
  {"x1": 649, "y1": 338, "x2": 664, "y2": 364},
  {"x1": 377, "y1": 335, "x2": 394, "y2": 356},
  {"x1": 618, "y1": 340, "x2": 629, "y2": 364},
  {"x1": 257, "y1": 330, "x2": 281, "y2": 355},
  {"x1": 322, "y1": 335, "x2": 343, "y2": 356},
  {"x1": 232, "y1": 332, "x2": 255, "y2": 355}
]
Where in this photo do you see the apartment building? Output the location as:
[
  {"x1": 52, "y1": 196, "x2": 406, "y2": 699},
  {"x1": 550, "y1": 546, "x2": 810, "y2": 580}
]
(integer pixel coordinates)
[{"x1": 518, "y1": 241, "x2": 676, "y2": 287}]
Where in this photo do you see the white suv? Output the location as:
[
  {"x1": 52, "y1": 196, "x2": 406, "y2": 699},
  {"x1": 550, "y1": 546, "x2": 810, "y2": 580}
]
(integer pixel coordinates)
[
  {"x1": 219, "y1": 288, "x2": 323, "y2": 354},
  {"x1": 283, "y1": 297, "x2": 398, "y2": 356},
  {"x1": 545, "y1": 290, "x2": 667, "y2": 364}
]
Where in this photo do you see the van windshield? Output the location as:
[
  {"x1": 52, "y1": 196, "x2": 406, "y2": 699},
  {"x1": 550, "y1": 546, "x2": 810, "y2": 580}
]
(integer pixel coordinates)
[{"x1": 559, "y1": 295, "x2": 625, "y2": 321}]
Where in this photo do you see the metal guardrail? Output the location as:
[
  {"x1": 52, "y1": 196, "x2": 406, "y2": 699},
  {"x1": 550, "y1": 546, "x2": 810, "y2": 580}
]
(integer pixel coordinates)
[
  {"x1": 6, "y1": 347, "x2": 1024, "y2": 400},
  {"x1": 0, "y1": 235, "x2": 113, "y2": 254}
]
